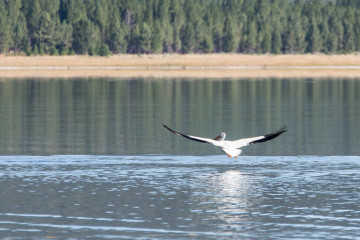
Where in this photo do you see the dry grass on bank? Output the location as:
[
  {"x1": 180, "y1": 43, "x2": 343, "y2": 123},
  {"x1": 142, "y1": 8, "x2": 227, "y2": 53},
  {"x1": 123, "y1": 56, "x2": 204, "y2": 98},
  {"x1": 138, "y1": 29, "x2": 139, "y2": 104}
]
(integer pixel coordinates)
[{"x1": 1, "y1": 54, "x2": 360, "y2": 79}]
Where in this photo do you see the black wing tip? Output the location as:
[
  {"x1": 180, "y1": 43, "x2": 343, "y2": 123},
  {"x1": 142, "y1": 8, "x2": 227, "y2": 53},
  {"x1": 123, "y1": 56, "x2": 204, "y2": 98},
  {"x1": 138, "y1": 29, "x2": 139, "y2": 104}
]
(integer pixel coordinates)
[
  {"x1": 163, "y1": 124, "x2": 172, "y2": 130},
  {"x1": 251, "y1": 124, "x2": 287, "y2": 145},
  {"x1": 267, "y1": 124, "x2": 288, "y2": 137},
  {"x1": 269, "y1": 124, "x2": 288, "y2": 137},
  {"x1": 163, "y1": 124, "x2": 177, "y2": 134},
  {"x1": 278, "y1": 124, "x2": 288, "y2": 133},
  {"x1": 162, "y1": 124, "x2": 208, "y2": 144}
]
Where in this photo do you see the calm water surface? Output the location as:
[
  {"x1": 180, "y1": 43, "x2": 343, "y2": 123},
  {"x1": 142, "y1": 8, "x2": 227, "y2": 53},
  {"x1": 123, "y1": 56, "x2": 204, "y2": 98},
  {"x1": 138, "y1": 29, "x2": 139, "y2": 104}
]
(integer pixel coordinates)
[
  {"x1": 0, "y1": 78, "x2": 359, "y2": 155},
  {"x1": 0, "y1": 78, "x2": 360, "y2": 239}
]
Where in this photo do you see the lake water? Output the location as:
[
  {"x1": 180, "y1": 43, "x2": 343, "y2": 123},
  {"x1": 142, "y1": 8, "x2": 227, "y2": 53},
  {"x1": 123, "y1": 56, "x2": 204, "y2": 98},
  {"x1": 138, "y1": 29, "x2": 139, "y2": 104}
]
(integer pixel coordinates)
[{"x1": 0, "y1": 78, "x2": 360, "y2": 239}]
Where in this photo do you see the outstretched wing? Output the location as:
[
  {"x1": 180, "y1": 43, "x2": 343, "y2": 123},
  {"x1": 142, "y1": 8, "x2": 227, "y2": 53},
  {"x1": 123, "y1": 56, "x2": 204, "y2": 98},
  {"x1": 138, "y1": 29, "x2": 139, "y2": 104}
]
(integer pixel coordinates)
[
  {"x1": 163, "y1": 125, "x2": 215, "y2": 144},
  {"x1": 234, "y1": 125, "x2": 287, "y2": 148}
]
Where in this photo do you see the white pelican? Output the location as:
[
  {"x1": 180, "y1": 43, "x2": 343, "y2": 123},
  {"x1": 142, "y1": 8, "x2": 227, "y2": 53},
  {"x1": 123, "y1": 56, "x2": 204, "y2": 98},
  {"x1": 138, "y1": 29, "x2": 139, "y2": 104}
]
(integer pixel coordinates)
[{"x1": 163, "y1": 124, "x2": 287, "y2": 158}]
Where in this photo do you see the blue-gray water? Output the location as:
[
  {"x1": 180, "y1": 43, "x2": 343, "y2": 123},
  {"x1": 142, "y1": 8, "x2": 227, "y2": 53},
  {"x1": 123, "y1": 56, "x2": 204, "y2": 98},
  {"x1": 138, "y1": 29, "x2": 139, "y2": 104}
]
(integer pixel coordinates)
[
  {"x1": 1, "y1": 155, "x2": 360, "y2": 239},
  {"x1": 0, "y1": 78, "x2": 360, "y2": 239}
]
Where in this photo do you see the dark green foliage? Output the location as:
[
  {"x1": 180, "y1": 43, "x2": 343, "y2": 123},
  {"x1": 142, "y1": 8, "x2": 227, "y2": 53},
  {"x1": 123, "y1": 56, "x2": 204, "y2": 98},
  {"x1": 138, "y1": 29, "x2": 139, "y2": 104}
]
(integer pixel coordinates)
[
  {"x1": 306, "y1": 15, "x2": 322, "y2": 53},
  {"x1": 88, "y1": 46, "x2": 95, "y2": 56},
  {"x1": 107, "y1": 9, "x2": 127, "y2": 53},
  {"x1": 34, "y1": 12, "x2": 56, "y2": 53},
  {"x1": 222, "y1": 16, "x2": 236, "y2": 53},
  {"x1": 180, "y1": 23, "x2": 195, "y2": 53},
  {"x1": 60, "y1": 48, "x2": 68, "y2": 55},
  {"x1": 200, "y1": 36, "x2": 214, "y2": 53},
  {"x1": 98, "y1": 43, "x2": 110, "y2": 56},
  {"x1": 39, "y1": 46, "x2": 45, "y2": 56},
  {"x1": 138, "y1": 22, "x2": 153, "y2": 53},
  {"x1": 13, "y1": 12, "x2": 28, "y2": 53},
  {"x1": 26, "y1": 45, "x2": 32, "y2": 56},
  {"x1": 57, "y1": 22, "x2": 73, "y2": 54},
  {"x1": 271, "y1": 30, "x2": 282, "y2": 54},
  {"x1": 72, "y1": 19, "x2": 96, "y2": 54},
  {"x1": 1, "y1": 0, "x2": 360, "y2": 54},
  {"x1": 50, "y1": 46, "x2": 59, "y2": 55},
  {"x1": 32, "y1": 45, "x2": 38, "y2": 55},
  {"x1": 244, "y1": 21, "x2": 257, "y2": 53},
  {"x1": 0, "y1": 1, "x2": 10, "y2": 52},
  {"x1": 151, "y1": 21, "x2": 163, "y2": 53},
  {"x1": 343, "y1": 20, "x2": 355, "y2": 52}
]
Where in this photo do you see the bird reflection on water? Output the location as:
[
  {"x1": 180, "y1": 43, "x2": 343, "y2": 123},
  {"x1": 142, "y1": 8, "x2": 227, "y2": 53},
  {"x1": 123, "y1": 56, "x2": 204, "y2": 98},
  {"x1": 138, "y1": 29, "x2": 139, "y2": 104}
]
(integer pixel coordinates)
[
  {"x1": 1, "y1": 155, "x2": 360, "y2": 239},
  {"x1": 196, "y1": 169, "x2": 262, "y2": 227}
]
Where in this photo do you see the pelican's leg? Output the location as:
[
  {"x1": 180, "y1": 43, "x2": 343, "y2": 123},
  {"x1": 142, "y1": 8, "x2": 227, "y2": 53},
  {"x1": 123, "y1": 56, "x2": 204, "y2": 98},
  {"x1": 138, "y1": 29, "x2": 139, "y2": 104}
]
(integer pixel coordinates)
[
  {"x1": 227, "y1": 154, "x2": 232, "y2": 158},
  {"x1": 235, "y1": 156, "x2": 238, "y2": 159}
]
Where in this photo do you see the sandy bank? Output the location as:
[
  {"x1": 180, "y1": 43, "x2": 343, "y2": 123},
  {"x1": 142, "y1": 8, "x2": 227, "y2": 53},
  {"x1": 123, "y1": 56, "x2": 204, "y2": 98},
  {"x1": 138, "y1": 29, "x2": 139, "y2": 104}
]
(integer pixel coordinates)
[{"x1": 1, "y1": 54, "x2": 360, "y2": 79}]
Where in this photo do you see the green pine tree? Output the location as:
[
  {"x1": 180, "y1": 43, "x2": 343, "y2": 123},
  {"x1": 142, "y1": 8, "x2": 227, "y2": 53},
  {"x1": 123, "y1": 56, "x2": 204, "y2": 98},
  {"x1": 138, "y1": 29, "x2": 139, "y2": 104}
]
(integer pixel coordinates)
[
  {"x1": 56, "y1": 22, "x2": 73, "y2": 54},
  {"x1": 151, "y1": 21, "x2": 163, "y2": 53},
  {"x1": 13, "y1": 12, "x2": 28, "y2": 53},
  {"x1": 245, "y1": 21, "x2": 257, "y2": 53},
  {"x1": 261, "y1": 29, "x2": 272, "y2": 53},
  {"x1": 108, "y1": 11, "x2": 127, "y2": 53},
  {"x1": 180, "y1": 22, "x2": 195, "y2": 53},
  {"x1": 34, "y1": 12, "x2": 56, "y2": 53},
  {"x1": 271, "y1": 28, "x2": 282, "y2": 54},
  {"x1": 138, "y1": 22, "x2": 152, "y2": 53},
  {"x1": 343, "y1": 20, "x2": 355, "y2": 52},
  {"x1": 72, "y1": 19, "x2": 95, "y2": 54},
  {"x1": 0, "y1": 1, "x2": 10, "y2": 52},
  {"x1": 200, "y1": 35, "x2": 214, "y2": 53},
  {"x1": 222, "y1": 16, "x2": 236, "y2": 52},
  {"x1": 306, "y1": 15, "x2": 321, "y2": 53}
]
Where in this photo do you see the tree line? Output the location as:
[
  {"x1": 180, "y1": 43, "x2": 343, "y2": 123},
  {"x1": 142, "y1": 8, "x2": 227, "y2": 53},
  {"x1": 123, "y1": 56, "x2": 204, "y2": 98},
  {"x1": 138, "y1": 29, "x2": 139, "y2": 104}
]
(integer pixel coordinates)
[{"x1": 1, "y1": 0, "x2": 360, "y2": 56}]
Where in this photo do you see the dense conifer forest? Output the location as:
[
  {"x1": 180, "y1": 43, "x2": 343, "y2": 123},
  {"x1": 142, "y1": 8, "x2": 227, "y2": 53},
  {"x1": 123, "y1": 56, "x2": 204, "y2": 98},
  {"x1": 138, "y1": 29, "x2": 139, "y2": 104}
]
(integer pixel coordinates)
[{"x1": 1, "y1": 0, "x2": 360, "y2": 55}]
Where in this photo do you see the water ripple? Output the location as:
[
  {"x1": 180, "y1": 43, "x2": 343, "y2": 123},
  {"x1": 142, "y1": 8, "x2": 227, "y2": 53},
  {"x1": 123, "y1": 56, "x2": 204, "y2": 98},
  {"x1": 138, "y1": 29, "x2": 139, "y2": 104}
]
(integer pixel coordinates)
[{"x1": 1, "y1": 155, "x2": 360, "y2": 239}]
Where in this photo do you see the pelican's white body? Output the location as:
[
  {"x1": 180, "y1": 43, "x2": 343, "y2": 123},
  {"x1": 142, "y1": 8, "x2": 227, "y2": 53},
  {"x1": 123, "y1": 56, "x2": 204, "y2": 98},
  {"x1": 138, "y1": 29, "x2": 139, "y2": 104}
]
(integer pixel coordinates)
[{"x1": 183, "y1": 134, "x2": 264, "y2": 158}]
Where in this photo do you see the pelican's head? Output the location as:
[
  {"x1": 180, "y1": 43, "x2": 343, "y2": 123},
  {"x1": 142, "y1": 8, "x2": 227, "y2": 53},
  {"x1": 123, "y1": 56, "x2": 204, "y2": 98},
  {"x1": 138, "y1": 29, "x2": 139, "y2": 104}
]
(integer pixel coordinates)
[{"x1": 214, "y1": 132, "x2": 226, "y2": 141}]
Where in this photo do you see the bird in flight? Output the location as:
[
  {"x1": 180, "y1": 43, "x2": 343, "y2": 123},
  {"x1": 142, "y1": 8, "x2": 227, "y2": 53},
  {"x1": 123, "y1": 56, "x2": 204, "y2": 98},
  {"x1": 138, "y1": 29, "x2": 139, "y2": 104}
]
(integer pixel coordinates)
[{"x1": 163, "y1": 124, "x2": 287, "y2": 158}]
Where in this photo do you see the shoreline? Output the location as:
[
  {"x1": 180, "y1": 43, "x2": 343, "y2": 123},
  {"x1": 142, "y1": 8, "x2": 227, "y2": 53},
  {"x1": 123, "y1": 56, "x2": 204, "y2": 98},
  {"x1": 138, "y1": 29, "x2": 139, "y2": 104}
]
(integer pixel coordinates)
[{"x1": 1, "y1": 54, "x2": 360, "y2": 79}]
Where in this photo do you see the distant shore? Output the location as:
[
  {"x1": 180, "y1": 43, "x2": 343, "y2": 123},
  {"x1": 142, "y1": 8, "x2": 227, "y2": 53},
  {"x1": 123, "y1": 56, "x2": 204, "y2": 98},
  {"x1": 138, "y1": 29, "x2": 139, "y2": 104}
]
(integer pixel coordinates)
[{"x1": 1, "y1": 54, "x2": 360, "y2": 79}]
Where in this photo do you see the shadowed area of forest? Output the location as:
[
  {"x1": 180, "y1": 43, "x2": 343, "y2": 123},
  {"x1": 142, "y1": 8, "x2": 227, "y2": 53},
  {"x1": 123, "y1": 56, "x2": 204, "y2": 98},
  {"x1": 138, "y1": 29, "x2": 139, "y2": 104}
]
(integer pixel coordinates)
[{"x1": 1, "y1": 0, "x2": 360, "y2": 55}]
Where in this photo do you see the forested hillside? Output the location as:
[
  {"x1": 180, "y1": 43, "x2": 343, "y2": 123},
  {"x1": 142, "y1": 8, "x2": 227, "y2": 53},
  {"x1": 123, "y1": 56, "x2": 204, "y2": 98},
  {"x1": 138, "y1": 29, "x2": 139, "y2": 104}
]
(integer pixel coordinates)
[{"x1": 1, "y1": 0, "x2": 360, "y2": 55}]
